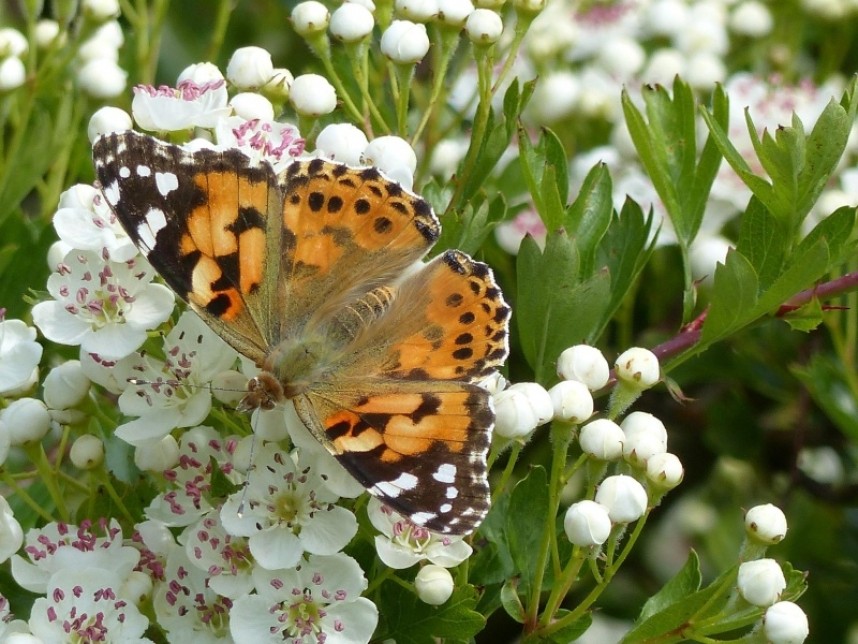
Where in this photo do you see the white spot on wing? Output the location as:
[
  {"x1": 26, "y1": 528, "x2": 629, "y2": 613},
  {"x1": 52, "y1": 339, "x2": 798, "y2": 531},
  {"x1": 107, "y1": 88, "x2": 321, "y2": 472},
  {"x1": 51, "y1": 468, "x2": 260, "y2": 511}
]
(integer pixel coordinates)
[
  {"x1": 119, "y1": 166, "x2": 130, "y2": 178},
  {"x1": 433, "y1": 463, "x2": 456, "y2": 484},
  {"x1": 445, "y1": 486, "x2": 458, "y2": 499},
  {"x1": 440, "y1": 503, "x2": 453, "y2": 514},
  {"x1": 156, "y1": 172, "x2": 179, "y2": 196},
  {"x1": 103, "y1": 180, "x2": 120, "y2": 205},
  {"x1": 136, "y1": 165, "x2": 152, "y2": 177},
  {"x1": 410, "y1": 511, "x2": 437, "y2": 526},
  {"x1": 137, "y1": 208, "x2": 168, "y2": 251}
]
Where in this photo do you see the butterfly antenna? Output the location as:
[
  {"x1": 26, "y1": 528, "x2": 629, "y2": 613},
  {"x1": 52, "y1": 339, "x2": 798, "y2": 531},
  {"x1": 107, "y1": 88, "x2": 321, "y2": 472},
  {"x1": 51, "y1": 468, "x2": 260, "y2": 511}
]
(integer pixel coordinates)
[{"x1": 236, "y1": 412, "x2": 259, "y2": 518}]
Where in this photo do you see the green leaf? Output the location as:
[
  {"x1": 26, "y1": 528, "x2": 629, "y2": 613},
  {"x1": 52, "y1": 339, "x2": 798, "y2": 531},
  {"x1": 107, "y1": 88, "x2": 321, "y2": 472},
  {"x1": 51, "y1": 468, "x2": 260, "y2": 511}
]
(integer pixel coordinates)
[
  {"x1": 505, "y1": 466, "x2": 549, "y2": 597},
  {"x1": 379, "y1": 583, "x2": 485, "y2": 644},
  {"x1": 543, "y1": 611, "x2": 593, "y2": 643},
  {"x1": 517, "y1": 126, "x2": 566, "y2": 231},
  {"x1": 564, "y1": 162, "x2": 613, "y2": 275},
  {"x1": 699, "y1": 250, "x2": 759, "y2": 345},
  {"x1": 793, "y1": 355, "x2": 858, "y2": 441},
  {"x1": 501, "y1": 579, "x2": 525, "y2": 623},
  {"x1": 735, "y1": 196, "x2": 788, "y2": 291},
  {"x1": 783, "y1": 297, "x2": 823, "y2": 332},
  {"x1": 639, "y1": 552, "x2": 703, "y2": 623}
]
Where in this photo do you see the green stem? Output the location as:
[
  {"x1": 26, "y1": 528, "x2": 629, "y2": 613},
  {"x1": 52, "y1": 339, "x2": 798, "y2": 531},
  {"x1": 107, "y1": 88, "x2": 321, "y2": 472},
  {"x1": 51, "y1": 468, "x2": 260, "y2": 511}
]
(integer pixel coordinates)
[
  {"x1": 491, "y1": 9, "x2": 535, "y2": 95},
  {"x1": 205, "y1": 0, "x2": 233, "y2": 62},
  {"x1": 393, "y1": 63, "x2": 415, "y2": 136},
  {"x1": 24, "y1": 443, "x2": 69, "y2": 522},
  {"x1": 1, "y1": 469, "x2": 55, "y2": 522},
  {"x1": 304, "y1": 32, "x2": 364, "y2": 124},
  {"x1": 539, "y1": 547, "x2": 587, "y2": 627},
  {"x1": 410, "y1": 26, "x2": 461, "y2": 146}
]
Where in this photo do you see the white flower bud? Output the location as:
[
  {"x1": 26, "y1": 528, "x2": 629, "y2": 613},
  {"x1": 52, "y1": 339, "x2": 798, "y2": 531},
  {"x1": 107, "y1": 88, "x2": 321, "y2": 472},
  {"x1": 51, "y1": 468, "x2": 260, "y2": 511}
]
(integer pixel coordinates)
[
  {"x1": 316, "y1": 123, "x2": 369, "y2": 165},
  {"x1": 595, "y1": 474, "x2": 648, "y2": 524},
  {"x1": 646, "y1": 452, "x2": 684, "y2": 489},
  {"x1": 729, "y1": 1, "x2": 773, "y2": 37},
  {"x1": 2, "y1": 398, "x2": 51, "y2": 445},
  {"x1": 380, "y1": 20, "x2": 430, "y2": 64},
  {"x1": 229, "y1": 92, "x2": 275, "y2": 121},
  {"x1": 289, "y1": 73, "x2": 337, "y2": 116},
  {"x1": 0, "y1": 420, "x2": 11, "y2": 466},
  {"x1": 414, "y1": 564, "x2": 454, "y2": 605},
  {"x1": 621, "y1": 411, "x2": 668, "y2": 466},
  {"x1": 90, "y1": 20, "x2": 124, "y2": 49},
  {"x1": 0, "y1": 28, "x2": 28, "y2": 58},
  {"x1": 77, "y1": 58, "x2": 127, "y2": 98},
  {"x1": 120, "y1": 570, "x2": 153, "y2": 606},
  {"x1": 564, "y1": 500, "x2": 611, "y2": 546},
  {"x1": 615, "y1": 347, "x2": 660, "y2": 389},
  {"x1": 527, "y1": 71, "x2": 580, "y2": 123},
  {"x1": 69, "y1": 434, "x2": 105, "y2": 470},
  {"x1": 266, "y1": 67, "x2": 294, "y2": 101},
  {"x1": 362, "y1": 135, "x2": 417, "y2": 188},
  {"x1": 557, "y1": 345, "x2": 610, "y2": 391},
  {"x1": 87, "y1": 106, "x2": 132, "y2": 142},
  {"x1": 797, "y1": 446, "x2": 844, "y2": 485},
  {"x1": 465, "y1": 9, "x2": 503, "y2": 44},
  {"x1": 548, "y1": 380, "x2": 593, "y2": 423},
  {"x1": 675, "y1": 18, "x2": 728, "y2": 56},
  {"x1": 437, "y1": 0, "x2": 474, "y2": 26},
  {"x1": 177, "y1": 61, "x2": 224, "y2": 85},
  {"x1": 82, "y1": 0, "x2": 120, "y2": 21},
  {"x1": 136, "y1": 518, "x2": 176, "y2": 555},
  {"x1": 642, "y1": 48, "x2": 685, "y2": 85},
  {"x1": 330, "y1": 3, "x2": 375, "y2": 42},
  {"x1": 43, "y1": 360, "x2": 90, "y2": 410},
  {"x1": 291, "y1": 1, "x2": 331, "y2": 36},
  {"x1": 685, "y1": 52, "x2": 726, "y2": 91},
  {"x1": 764, "y1": 602, "x2": 809, "y2": 644},
  {"x1": 0, "y1": 495, "x2": 23, "y2": 563},
  {"x1": 738, "y1": 559, "x2": 786, "y2": 607},
  {"x1": 429, "y1": 138, "x2": 468, "y2": 177},
  {"x1": 494, "y1": 383, "x2": 552, "y2": 439},
  {"x1": 396, "y1": 0, "x2": 439, "y2": 21},
  {"x1": 34, "y1": 20, "x2": 63, "y2": 49},
  {"x1": 690, "y1": 234, "x2": 731, "y2": 284},
  {"x1": 226, "y1": 46, "x2": 274, "y2": 89},
  {"x1": 596, "y1": 36, "x2": 645, "y2": 77},
  {"x1": 579, "y1": 418, "x2": 625, "y2": 461},
  {"x1": 210, "y1": 370, "x2": 249, "y2": 406},
  {"x1": 643, "y1": 0, "x2": 689, "y2": 38},
  {"x1": 133, "y1": 435, "x2": 180, "y2": 472},
  {"x1": 745, "y1": 504, "x2": 788, "y2": 545},
  {"x1": 0, "y1": 57, "x2": 26, "y2": 92}
]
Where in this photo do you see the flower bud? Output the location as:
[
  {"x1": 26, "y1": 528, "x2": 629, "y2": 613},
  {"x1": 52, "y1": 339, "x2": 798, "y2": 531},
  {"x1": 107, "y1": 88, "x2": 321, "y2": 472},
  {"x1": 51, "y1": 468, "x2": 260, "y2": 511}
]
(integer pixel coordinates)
[
  {"x1": 556, "y1": 345, "x2": 609, "y2": 391},
  {"x1": 226, "y1": 46, "x2": 274, "y2": 89},
  {"x1": 362, "y1": 135, "x2": 417, "y2": 188},
  {"x1": 0, "y1": 28, "x2": 27, "y2": 58},
  {"x1": 615, "y1": 347, "x2": 660, "y2": 389},
  {"x1": 414, "y1": 564, "x2": 454, "y2": 605},
  {"x1": 43, "y1": 360, "x2": 90, "y2": 410},
  {"x1": 291, "y1": 1, "x2": 331, "y2": 36},
  {"x1": 211, "y1": 370, "x2": 249, "y2": 406},
  {"x1": 2, "y1": 398, "x2": 51, "y2": 445},
  {"x1": 380, "y1": 20, "x2": 430, "y2": 64},
  {"x1": 120, "y1": 570, "x2": 153, "y2": 606},
  {"x1": 729, "y1": 1, "x2": 773, "y2": 37},
  {"x1": 465, "y1": 9, "x2": 503, "y2": 44},
  {"x1": 330, "y1": 3, "x2": 375, "y2": 42},
  {"x1": 437, "y1": 0, "x2": 474, "y2": 26},
  {"x1": 82, "y1": 0, "x2": 120, "y2": 21},
  {"x1": 0, "y1": 57, "x2": 26, "y2": 92},
  {"x1": 645, "y1": 452, "x2": 684, "y2": 489},
  {"x1": 34, "y1": 20, "x2": 63, "y2": 49},
  {"x1": 764, "y1": 602, "x2": 809, "y2": 644},
  {"x1": 69, "y1": 434, "x2": 105, "y2": 470},
  {"x1": 685, "y1": 52, "x2": 726, "y2": 91},
  {"x1": 595, "y1": 474, "x2": 648, "y2": 524},
  {"x1": 316, "y1": 123, "x2": 369, "y2": 165},
  {"x1": 0, "y1": 495, "x2": 23, "y2": 563},
  {"x1": 289, "y1": 73, "x2": 337, "y2": 116},
  {"x1": 229, "y1": 92, "x2": 275, "y2": 121},
  {"x1": 87, "y1": 106, "x2": 133, "y2": 142},
  {"x1": 564, "y1": 500, "x2": 611, "y2": 546},
  {"x1": 177, "y1": 62, "x2": 224, "y2": 85},
  {"x1": 745, "y1": 504, "x2": 788, "y2": 545},
  {"x1": 621, "y1": 411, "x2": 668, "y2": 467},
  {"x1": 737, "y1": 559, "x2": 786, "y2": 607},
  {"x1": 77, "y1": 58, "x2": 127, "y2": 98},
  {"x1": 266, "y1": 68, "x2": 294, "y2": 101},
  {"x1": 493, "y1": 383, "x2": 552, "y2": 439},
  {"x1": 133, "y1": 435, "x2": 180, "y2": 472},
  {"x1": 579, "y1": 418, "x2": 624, "y2": 461},
  {"x1": 396, "y1": 0, "x2": 438, "y2": 21},
  {"x1": 548, "y1": 380, "x2": 593, "y2": 423}
]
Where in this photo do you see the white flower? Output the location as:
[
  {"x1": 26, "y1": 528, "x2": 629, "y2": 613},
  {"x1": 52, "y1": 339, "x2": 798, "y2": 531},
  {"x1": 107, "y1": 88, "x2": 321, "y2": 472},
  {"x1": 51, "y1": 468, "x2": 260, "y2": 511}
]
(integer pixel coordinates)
[
  {"x1": 548, "y1": 380, "x2": 594, "y2": 423},
  {"x1": 675, "y1": 15, "x2": 728, "y2": 56},
  {"x1": 595, "y1": 475, "x2": 648, "y2": 524},
  {"x1": 526, "y1": 71, "x2": 580, "y2": 124},
  {"x1": 646, "y1": 452, "x2": 684, "y2": 489},
  {"x1": 214, "y1": 117, "x2": 305, "y2": 173},
  {"x1": 685, "y1": 52, "x2": 727, "y2": 91},
  {"x1": 181, "y1": 511, "x2": 253, "y2": 599},
  {"x1": 32, "y1": 250, "x2": 174, "y2": 360},
  {"x1": 330, "y1": 3, "x2": 375, "y2": 42},
  {"x1": 226, "y1": 45, "x2": 274, "y2": 89},
  {"x1": 220, "y1": 445, "x2": 358, "y2": 570},
  {"x1": 0, "y1": 57, "x2": 26, "y2": 92},
  {"x1": 564, "y1": 500, "x2": 612, "y2": 546},
  {"x1": 429, "y1": 137, "x2": 468, "y2": 177},
  {"x1": 77, "y1": 58, "x2": 127, "y2": 98},
  {"x1": 415, "y1": 565, "x2": 455, "y2": 605},
  {"x1": 579, "y1": 418, "x2": 625, "y2": 461},
  {"x1": 368, "y1": 497, "x2": 472, "y2": 569},
  {"x1": 132, "y1": 79, "x2": 230, "y2": 132},
  {"x1": 642, "y1": 0, "x2": 689, "y2": 38},
  {"x1": 230, "y1": 553, "x2": 378, "y2": 644},
  {"x1": 315, "y1": 123, "x2": 369, "y2": 165},
  {"x1": 380, "y1": 20, "x2": 430, "y2": 64},
  {"x1": 11, "y1": 519, "x2": 139, "y2": 594},
  {"x1": 494, "y1": 209, "x2": 547, "y2": 255},
  {"x1": 396, "y1": 0, "x2": 439, "y2": 21},
  {"x1": 615, "y1": 347, "x2": 660, "y2": 389},
  {"x1": 730, "y1": 1, "x2": 773, "y2": 36},
  {"x1": 289, "y1": 73, "x2": 338, "y2": 116},
  {"x1": 0, "y1": 318, "x2": 42, "y2": 396},
  {"x1": 493, "y1": 381, "x2": 553, "y2": 439},
  {"x1": 0, "y1": 593, "x2": 30, "y2": 640},
  {"x1": 291, "y1": 1, "x2": 331, "y2": 36},
  {"x1": 1, "y1": 398, "x2": 51, "y2": 445},
  {"x1": 642, "y1": 48, "x2": 685, "y2": 85},
  {"x1": 87, "y1": 105, "x2": 133, "y2": 142},
  {"x1": 29, "y1": 568, "x2": 151, "y2": 643},
  {"x1": 43, "y1": 360, "x2": 90, "y2": 409},
  {"x1": 0, "y1": 495, "x2": 23, "y2": 563},
  {"x1": 78, "y1": 348, "x2": 137, "y2": 396},
  {"x1": 596, "y1": 36, "x2": 645, "y2": 78},
  {"x1": 557, "y1": 345, "x2": 610, "y2": 391},
  {"x1": 465, "y1": 8, "x2": 503, "y2": 43},
  {"x1": 764, "y1": 601, "x2": 809, "y2": 644},
  {"x1": 0, "y1": 28, "x2": 28, "y2": 58},
  {"x1": 69, "y1": 435, "x2": 105, "y2": 469},
  {"x1": 738, "y1": 559, "x2": 786, "y2": 607},
  {"x1": 745, "y1": 503, "x2": 788, "y2": 545},
  {"x1": 229, "y1": 91, "x2": 274, "y2": 121},
  {"x1": 437, "y1": 0, "x2": 474, "y2": 26},
  {"x1": 362, "y1": 135, "x2": 418, "y2": 188},
  {"x1": 114, "y1": 313, "x2": 238, "y2": 444}
]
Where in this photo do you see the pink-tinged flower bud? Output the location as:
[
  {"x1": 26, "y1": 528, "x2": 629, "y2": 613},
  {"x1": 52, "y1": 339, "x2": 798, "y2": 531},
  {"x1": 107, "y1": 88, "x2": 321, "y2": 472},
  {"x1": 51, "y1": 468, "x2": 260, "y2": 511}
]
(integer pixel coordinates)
[
  {"x1": 764, "y1": 601, "x2": 809, "y2": 644},
  {"x1": 738, "y1": 559, "x2": 786, "y2": 607},
  {"x1": 289, "y1": 73, "x2": 337, "y2": 116},
  {"x1": 381, "y1": 20, "x2": 430, "y2": 64},
  {"x1": 548, "y1": 380, "x2": 593, "y2": 423},
  {"x1": 133, "y1": 435, "x2": 179, "y2": 472},
  {"x1": 564, "y1": 500, "x2": 611, "y2": 546},
  {"x1": 87, "y1": 106, "x2": 132, "y2": 142},
  {"x1": 226, "y1": 46, "x2": 274, "y2": 89},
  {"x1": 415, "y1": 564, "x2": 454, "y2": 605},
  {"x1": 745, "y1": 504, "x2": 788, "y2": 545},
  {"x1": 330, "y1": 3, "x2": 375, "y2": 42},
  {"x1": 557, "y1": 345, "x2": 609, "y2": 391},
  {"x1": 316, "y1": 123, "x2": 369, "y2": 165},
  {"x1": 2, "y1": 398, "x2": 51, "y2": 445},
  {"x1": 646, "y1": 452, "x2": 684, "y2": 489},
  {"x1": 595, "y1": 474, "x2": 648, "y2": 524},
  {"x1": 291, "y1": 1, "x2": 331, "y2": 36},
  {"x1": 465, "y1": 9, "x2": 503, "y2": 44},
  {"x1": 229, "y1": 92, "x2": 275, "y2": 121},
  {"x1": 437, "y1": 0, "x2": 474, "y2": 26},
  {"x1": 615, "y1": 347, "x2": 660, "y2": 389},
  {"x1": 579, "y1": 419, "x2": 624, "y2": 461},
  {"x1": 69, "y1": 434, "x2": 105, "y2": 470},
  {"x1": 43, "y1": 360, "x2": 90, "y2": 410},
  {"x1": 0, "y1": 57, "x2": 26, "y2": 92},
  {"x1": 396, "y1": 0, "x2": 438, "y2": 22}
]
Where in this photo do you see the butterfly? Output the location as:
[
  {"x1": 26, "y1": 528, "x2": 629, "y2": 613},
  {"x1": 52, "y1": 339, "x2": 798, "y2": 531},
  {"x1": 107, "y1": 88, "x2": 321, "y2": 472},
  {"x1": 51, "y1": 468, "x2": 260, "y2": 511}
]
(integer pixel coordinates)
[{"x1": 92, "y1": 130, "x2": 510, "y2": 535}]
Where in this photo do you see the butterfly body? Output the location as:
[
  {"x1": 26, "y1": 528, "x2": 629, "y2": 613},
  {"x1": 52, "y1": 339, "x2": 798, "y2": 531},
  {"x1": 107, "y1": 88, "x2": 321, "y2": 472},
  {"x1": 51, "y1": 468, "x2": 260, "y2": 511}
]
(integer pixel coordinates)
[{"x1": 93, "y1": 130, "x2": 509, "y2": 535}]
